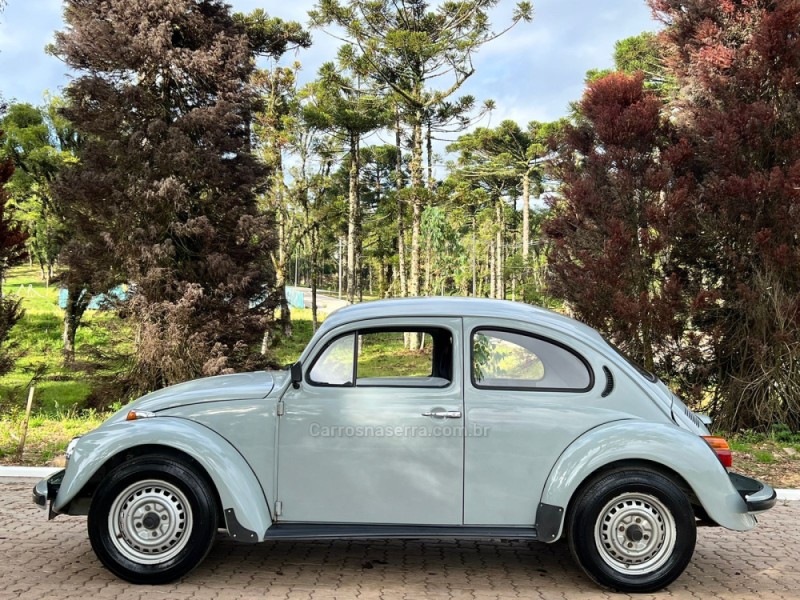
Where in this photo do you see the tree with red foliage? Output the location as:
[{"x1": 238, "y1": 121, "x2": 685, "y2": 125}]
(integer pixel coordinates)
[
  {"x1": 651, "y1": 0, "x2": 800, "y2": 430},
  {"x1": 546, "y1": 72, "x2": 685, "y2": 374},
  {"x1": 0, "y1": 124, "x2": 28, "y2": 375}
]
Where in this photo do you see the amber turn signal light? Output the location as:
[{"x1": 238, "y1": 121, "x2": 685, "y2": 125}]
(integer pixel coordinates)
[
  {"x1": 702, "y1": 436, "x2": 733, "y2": 468},
  {"x1": 126, "y1": 410, "x2": 156, "y2": 421}
]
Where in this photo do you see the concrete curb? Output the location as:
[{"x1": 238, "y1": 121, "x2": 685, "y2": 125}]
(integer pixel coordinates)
[
  {"x1": 778, "y1": 489, "x2": 800, "y2": 501},
  {"x1": 0, "y1": 466, "x2": 61, "y2": 478},
  {"x1": 0, "y1": 466, "x2": 799, "y2": 500}
]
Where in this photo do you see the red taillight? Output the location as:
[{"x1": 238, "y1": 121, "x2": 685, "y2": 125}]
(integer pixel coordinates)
[{"x1": 703, "y1": 436, "x2": 733, "y2": 468}]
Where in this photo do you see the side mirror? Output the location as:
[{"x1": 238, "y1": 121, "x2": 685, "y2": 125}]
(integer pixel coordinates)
[{"x1": 290, "y1": 361, "x2": 302, "y2": 389}]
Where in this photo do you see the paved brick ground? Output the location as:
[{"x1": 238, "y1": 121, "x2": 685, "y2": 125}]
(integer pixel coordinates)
[{"x1": 1, "y1": 479, "x2": 798, "y2": 600}]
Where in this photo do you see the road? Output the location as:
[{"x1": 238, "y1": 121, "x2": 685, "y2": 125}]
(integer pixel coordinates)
[
  {"x1": 1, "y1": 479, "x2": 798, "y2": 599},
  {"x1": 293, "y1": 287, "x2": 350, "y2": 315}
]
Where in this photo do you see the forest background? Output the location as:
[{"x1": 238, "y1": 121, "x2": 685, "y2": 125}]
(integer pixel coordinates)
[{"x1": 2, "y1": 1, "x2": 800, "y2": 475}]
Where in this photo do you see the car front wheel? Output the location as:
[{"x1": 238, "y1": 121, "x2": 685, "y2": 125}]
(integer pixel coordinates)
[
  {"x1": 88, "y1": 455, "x2": 217, "y2": 584},
  {"x1": 567, "y1": 469, "x2": 697, "y2": 593}
]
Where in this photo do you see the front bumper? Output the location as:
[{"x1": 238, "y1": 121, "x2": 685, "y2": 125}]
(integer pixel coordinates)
[
  {"x1": 729, "y1": 471, "x2": 777, "y2": 513},
  {"x1": 32, "y1": 469, "x2": 65, "y2": 519}
]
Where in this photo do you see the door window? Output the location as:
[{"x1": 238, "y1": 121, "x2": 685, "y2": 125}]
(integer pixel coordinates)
[{"x1": 307, "y1": 328, "x2": 453, "y2": 388}]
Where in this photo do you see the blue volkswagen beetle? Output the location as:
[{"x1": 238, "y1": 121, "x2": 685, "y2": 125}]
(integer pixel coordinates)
[{"x1": 34, "y1": 298, "x2": 775, "y2": 592}]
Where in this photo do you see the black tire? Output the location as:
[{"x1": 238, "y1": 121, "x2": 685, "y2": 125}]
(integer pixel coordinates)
[
  {"x1": 567, "y1": 469, "x2": 696, "y2": 593},
  {"x1": 88, "y1": 455, "x2": 217, "y2": 584}
]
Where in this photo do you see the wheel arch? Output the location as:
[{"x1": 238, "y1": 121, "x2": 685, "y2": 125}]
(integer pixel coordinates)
[
  {"x1": 70, "y1": 444, "x2": 224, "y2": 523},
  {"x1": 536, "y1": 421, "x2": 756, "y2": 542},
  {"x1": 55, "y1": 418, "x2": 273, "y2": 541},
  {"x1": 564, "y1": 459, "x2": 698, "y2": 525}
]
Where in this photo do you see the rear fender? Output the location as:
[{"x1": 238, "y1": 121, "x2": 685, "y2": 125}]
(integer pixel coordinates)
[
  {"x1": 55, "y1": 417, "x2": 272, "y2": 542},
  {"x1": 537, "y1": 421, "x2": 755, "y2": 541}
]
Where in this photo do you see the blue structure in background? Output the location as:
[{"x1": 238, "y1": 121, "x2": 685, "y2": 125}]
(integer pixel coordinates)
[
  {"x1": 58, "y1": 286, "x2": 128, "y2": 310},
  {"x1": 249, "y1": 287, "x2": 305, "y2": 310},
  {"x1": 285, "y1": 287, "x2": 305, "y2": 309}
]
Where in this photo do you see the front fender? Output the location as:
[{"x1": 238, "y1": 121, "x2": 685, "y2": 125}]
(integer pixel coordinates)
[
  {"x1": 55, "y1": 417, "x2": 272, "y2": 542},
  {"x1": 537, "y1": 421, "x2": 756, "y2": 541}
]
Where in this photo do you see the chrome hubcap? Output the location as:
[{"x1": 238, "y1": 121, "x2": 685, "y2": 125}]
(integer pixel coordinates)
[
  {"x1": 594, "y1": 492, "x2": 676, "y2": 574},
  {"x1": 108, "y1": 479, "x2": 192, "y2": 564}
]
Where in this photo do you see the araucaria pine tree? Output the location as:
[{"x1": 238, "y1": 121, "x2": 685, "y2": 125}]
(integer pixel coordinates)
[{"x1": 51, "y1": 0, "x2": 276, "y2": 390}]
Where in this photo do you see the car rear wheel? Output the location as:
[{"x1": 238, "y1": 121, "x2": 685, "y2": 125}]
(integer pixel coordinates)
[
  {"x1": 88, "y1": 455, "x2": 217, "y2": 584},
  {"x1": 567, "y1": 469, "x2": 696, "y2": 593}
]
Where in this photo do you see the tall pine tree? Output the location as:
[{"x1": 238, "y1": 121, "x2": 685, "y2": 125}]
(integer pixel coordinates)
[
  {"x1": 51, "y1": 0, "x2": 280, "y2": 389},
  {"x1": 310, "y1": 0, "x2": 532, "y2": 299}
]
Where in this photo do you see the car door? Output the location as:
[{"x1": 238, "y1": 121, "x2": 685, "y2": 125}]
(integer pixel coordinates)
[
  {"x1": 276, "y1": 317, "x2": 464, "y2": 525},
  {"x1": 462, "y1": 318, "x2": 630, "y2": 526}
]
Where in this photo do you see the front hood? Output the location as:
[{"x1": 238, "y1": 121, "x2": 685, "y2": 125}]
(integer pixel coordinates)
[{"x1": 113, "y1": 371, "x2": 276, "y2": 418}]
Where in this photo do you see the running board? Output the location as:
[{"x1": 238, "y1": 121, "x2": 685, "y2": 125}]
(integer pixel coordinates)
[{"x1": 262, "y1": 523, "x2": 539, "y2": 541}]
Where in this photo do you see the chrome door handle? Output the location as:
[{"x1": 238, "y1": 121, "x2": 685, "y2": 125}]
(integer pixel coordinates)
[{"x1": 421, "y1": 410, "x2": 462, "y2": 419}]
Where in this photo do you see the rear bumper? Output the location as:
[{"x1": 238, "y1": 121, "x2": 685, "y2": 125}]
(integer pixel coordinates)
[
  {"x1": 32, "y1": 469, "x2": 65, "y2": 519},
  {"x1": 729, "y1": 471, "x2": 777, "y2": 513}
]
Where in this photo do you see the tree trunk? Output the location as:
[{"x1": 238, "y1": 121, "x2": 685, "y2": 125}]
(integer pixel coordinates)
[
  {"x1": 275, "y1": 223, "x2": 291, "y2": 339},
  {"x1": 338, "y1": 237, "x2": 343, "y2": 299},
  {"x1": 423, "y1": 122, "x2": 434, "y2": 295},
  {"x1": 495, "y1": 197, "x2": 504, "y2": 299},
  {"x1": 63, "y1": 284, "x2": 89, "y2": 363},
  {"x1": 378, "y1": 258, "x2": 386, "y2": 298},
  {"x1": 472, "y1": 209, "x2": 477, "y2": 296},
  {"x1": 385, "y1": 263, "x2": 393, "y2": 298},
  {"x1": 409, "y1": 116, "x2": 423, "y2": 298},
  {"x1": 426, "y1": 122, "x2": 435, "y2": 189},
  {"x1": 270, "y1": 159, "x2": 291, "y2": 341},
  {"x1": 346, "y1": 133, "x2": 360, "y2": 303},
  {"x1": 489, "y1": 242, "x2": 495, "y2": 299},
  {"x1": 521, "y1": 171, "x2": 531, "y2": 301},
  {"x1": 522, "y1": 171, "x2": 531, "y2": 263},
  {"x1": 395, "y1": 109, "x2": 407, "y2": 298},
  {"x1": 311, "y1": 227, "x2": 319, "y2": 333}
]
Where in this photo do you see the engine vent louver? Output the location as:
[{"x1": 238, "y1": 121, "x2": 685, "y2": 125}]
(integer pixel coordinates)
[
  {"x1": 601, "y1": 366, "x2": 614, "y2": 397},
  {"x1": 682, "y1": 402, "x2": 704, "y2": 429}
]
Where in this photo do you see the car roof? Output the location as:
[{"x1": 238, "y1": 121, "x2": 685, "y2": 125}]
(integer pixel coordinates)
[{"x1": 318, "y1": 297, "x2": 605, "y2": 344}]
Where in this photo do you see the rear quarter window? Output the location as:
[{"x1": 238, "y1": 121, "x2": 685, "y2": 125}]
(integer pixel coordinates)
[{"x1": 471, "y1": 328, "x2": 593, "y2": 392}]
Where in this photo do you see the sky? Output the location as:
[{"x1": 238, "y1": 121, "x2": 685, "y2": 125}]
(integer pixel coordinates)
[{"x1": 0, "y1": 0, "x2": 660, "y2": 143}]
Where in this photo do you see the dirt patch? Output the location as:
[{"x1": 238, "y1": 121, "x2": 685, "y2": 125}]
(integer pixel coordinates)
[{"x1": 733, "y1": 441, "x2": 800, "y2": 488}]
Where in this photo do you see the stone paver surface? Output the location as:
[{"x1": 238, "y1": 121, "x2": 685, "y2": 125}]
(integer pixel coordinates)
[{"x1": 1, "y1": 479, "x2": 798, "y2": 599}]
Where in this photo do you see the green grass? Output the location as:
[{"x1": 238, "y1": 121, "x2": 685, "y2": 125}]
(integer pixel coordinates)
[
  {"x1": 728, "y1": 439, "x2": 751, "y2": 453},
  {"x1": 0, "y1": 265, "x2": 132, "y2": 414},
  {"x1": 358, "y1": 332, "x2": 433, "y2": 378},
  {"x1": 0, "y1": 409, "x2": 110, "y2": 465},
  {"x1": 753, "y1": 449, "x2": 777, "y2": 464},
  {"x1": 270, "y1": 308, "x2": 318, "y2": 366}
]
